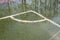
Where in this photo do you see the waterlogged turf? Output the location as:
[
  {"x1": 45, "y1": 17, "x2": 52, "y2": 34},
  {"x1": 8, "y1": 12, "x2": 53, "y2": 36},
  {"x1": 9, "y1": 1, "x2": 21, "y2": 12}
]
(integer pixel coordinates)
[{"x1": 0, "y1": 18, "x2": 60, "y2": 40}]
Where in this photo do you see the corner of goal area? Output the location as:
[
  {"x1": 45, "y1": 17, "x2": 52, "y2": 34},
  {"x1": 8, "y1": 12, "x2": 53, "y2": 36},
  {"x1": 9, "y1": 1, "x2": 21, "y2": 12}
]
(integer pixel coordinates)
[{"x1": 10, "y1": 10, "x2": 46, "y2": 23}]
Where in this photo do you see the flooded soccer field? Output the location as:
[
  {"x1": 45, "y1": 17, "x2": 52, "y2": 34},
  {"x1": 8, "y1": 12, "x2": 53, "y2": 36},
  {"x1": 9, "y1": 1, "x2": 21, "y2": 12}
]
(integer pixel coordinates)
[{"x1": 0, "y1": 0, "x2": 60, "y2": 40}]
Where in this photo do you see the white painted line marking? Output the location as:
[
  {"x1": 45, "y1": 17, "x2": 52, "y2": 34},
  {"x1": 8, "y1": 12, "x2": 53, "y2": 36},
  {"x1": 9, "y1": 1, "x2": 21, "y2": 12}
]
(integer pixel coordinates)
[
  {"x1": 10, "y1": 16, "x2": 46, "y2": 23},
  {"x1": 0, "y1": 10, "x2": 60, "y2": 27},
  {"x1": 0, "y1": 10, "x2": 32, "y2": 20},
  {"x1": 49, "y1": 31, "x2": 60, "y2": 40},
  {"x1": 30, "y1": 10, "x2": 60, "y2": 27}
]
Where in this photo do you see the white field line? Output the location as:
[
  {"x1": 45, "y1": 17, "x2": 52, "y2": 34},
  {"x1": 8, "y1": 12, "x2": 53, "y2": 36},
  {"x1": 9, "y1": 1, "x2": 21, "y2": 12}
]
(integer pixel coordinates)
[
  {"x1": 0, "y1": 10, "x2": 32, "y2": 20},
  {"x1": 49, "y1": 31, "x2": 60, "y2": 40},
  {"x1": 30, "y1": 10, "x2": 60, "y2": 27},
  {"x1": 0, "y1": 10, "x2": 60, "y2": 27},
  {"x1": 10, "y1": 16, "x2": 46, "y2": 23},
  {"x1": 0, "y1": 16, "x2": 10, "y2": 20}
]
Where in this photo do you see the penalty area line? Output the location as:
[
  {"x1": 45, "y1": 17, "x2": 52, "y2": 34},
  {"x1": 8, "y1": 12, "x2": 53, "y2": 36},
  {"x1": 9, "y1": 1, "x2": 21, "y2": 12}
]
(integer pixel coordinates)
[
  {"x1": 0, "y1": 10, "x2": 60, "y2": 28},
  {"x1": 10, "y1": 16, "x2": 46, "y2": 23}
]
